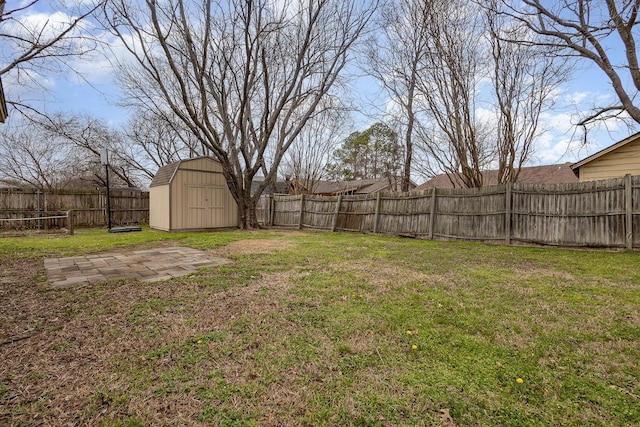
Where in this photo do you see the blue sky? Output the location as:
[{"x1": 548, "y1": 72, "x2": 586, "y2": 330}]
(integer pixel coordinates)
[{"x1": 3, "y1": 0, "x2": 637, "y2": 170}]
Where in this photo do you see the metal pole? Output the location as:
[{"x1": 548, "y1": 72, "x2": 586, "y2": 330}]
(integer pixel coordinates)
[
  {"x1": 36, "y1": 188, "x2": 41, "y2": 230},
  {"x1": 101, "y1": 149, "x2": 112, "y2": 230}
]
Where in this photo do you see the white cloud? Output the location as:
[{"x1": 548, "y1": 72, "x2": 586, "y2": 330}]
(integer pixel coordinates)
[
  {"x1": 6, "y1": 11, "x2": 79, "y2": 42},
  {"x1": 4, "y1": 67, "x2": 57, "y2": 92},
  {"x1": 564, "y1": 91, "x2": 590, "y2": 105},
  {"x1": 530, "y1": 87, "x2": 640, "y2": 165},
  {"x1": 475, "y1": 106, "x2": 495, "y2": 123},
  {"x1": 67, "y1": 31, "x2": 126, "y2": 85}
]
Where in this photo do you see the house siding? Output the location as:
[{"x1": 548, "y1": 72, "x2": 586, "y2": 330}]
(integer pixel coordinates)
[{"x1": 578, "y1": 138, "x2": 640, "y2": 181}]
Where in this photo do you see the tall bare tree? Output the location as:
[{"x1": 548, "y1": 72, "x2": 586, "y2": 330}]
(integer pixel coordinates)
[
  {"x1": 370, "y1": 0, "x2": 564, "y2": 188},
  {"x1": 0, "y1": 113, "x2": 141, "y2": 189},
  {"x1": 282, "y1": 102, "x2": 348, "y2": 194},
  {"x1": 121, "y1": 109, "x2": 206, "y2": 182},
  {"x1": 415, "y1": 0, "x2": 490, "y2": 188},
  {"x1": 38, "y1": 113, "x2": 141, "y2": 188},
  {"x1": 104, "y1": 0, "x2": 375, "y2": 228},
  {"x1": 497, "y1": 0, "x2": 640, "y2": 133},
  {"x1": 365, "y1": 0, "x2": 429, "y2": 191},
  {"x1": 0, "y1": 122, "x2": 71, "y2": 189},
  {"x1": 0, "y1": 0, "x2": 104, "y2": 118},
  {"x1": 486, "y1": 2, "x2": 568, "y2": 184}
]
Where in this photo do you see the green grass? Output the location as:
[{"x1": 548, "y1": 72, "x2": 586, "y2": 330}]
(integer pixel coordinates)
[
  {"x1": 0, "y1": 225, "x2": 251, "y2": 258},
  {"x1": 1, "y1": 228, "x2": 639, "y2": 426}
]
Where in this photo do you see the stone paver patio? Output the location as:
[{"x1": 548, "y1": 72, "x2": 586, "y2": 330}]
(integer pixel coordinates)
[{"x1": 45, "y1": 247, "x2": 230, "y2": 288}]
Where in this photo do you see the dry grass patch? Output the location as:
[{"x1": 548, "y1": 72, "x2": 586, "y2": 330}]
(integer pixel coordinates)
[
  {"x1": 213, "y1": 238, "x2": 295, "y2": 256},
  {"x1": 2, "y1": 230, "x2": 640, "y2": 426}
]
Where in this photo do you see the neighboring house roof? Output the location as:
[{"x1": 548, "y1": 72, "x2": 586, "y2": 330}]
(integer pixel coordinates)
[
  {"x1": 571, "y1": 131, "x2": 640, "y2": 176},
  {"x1": 0, "y1": 76, "x2": 8, "y2": 123},
  {"x1": 251, "y1": 179, "x2": 290, "y2": 196},
  {"x1": 415, "y1": 163, "x2": 578, "y2": 190},
  {"x1": 304, "y1": 177, "x2": 415, "y2": 195},
  {"x1": 0, "y1": 183, "x2": 22, "y2": 190}
]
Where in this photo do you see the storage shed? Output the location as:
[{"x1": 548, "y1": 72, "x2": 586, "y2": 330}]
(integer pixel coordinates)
[{"x1": 149, "y1": 157, "x2": 238, "y2": 231}]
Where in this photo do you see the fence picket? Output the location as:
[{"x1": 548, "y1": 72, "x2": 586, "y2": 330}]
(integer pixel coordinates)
[
  {"x1": 0, "y1": 188, "x2": 149, "y2": 229},
  {"x1": 270, "y1": 177, "x2": 640, "y2": 249}
]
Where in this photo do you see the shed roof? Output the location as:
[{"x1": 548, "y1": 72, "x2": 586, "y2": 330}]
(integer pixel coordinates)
[
  {"x1": 150, "y1": 156, "x2": 225, "y2": 188},
  {"x1": 571, "y1": 132, "x2": 640, "y2": 173},
  {"x1": 150, "y1": 160, "x2": 181, "y2": 188}
]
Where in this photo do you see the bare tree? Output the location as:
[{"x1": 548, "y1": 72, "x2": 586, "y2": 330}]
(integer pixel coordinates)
[
  {"x1": 0, "y1": 114, "x2": 133, "y2": 189},
  {"x1": 372, "y1": 0, "x2": 564, "y2": 188},
  {"x1": 497, "y1": 0, "x2": 640, "y2": 133},
  {"x1": 486, "y1": 2, "x2": 568, "y2": 184},
  {"x1": 38, "y1": 113, "x2": 142, "y2": 188},
  {"x1": 415, "y1": 0, "x2": 491, "y2": 188},
  {"x1": 120, "y1": 109, "x2": 206, "y2": 182},
  {"x1": 282, "y1": 102, "x2": 348, "y2": 194},
  {"x1": 365, "y1": 0, "x2": 429, "y2": 191},
  {"x1": 0, "y1": 0, "x2": 104, "y2": 118},
  {"x1": 0, "y1": 122, "x2": 72, "y2": 189},
  {"x1": 104, "y1": 0, "x2": 375, "y2": 228}
]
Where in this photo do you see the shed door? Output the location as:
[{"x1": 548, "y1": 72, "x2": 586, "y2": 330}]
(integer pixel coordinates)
[{"x1": 187, "y1": 185, "x2": 225, "y2": 228}]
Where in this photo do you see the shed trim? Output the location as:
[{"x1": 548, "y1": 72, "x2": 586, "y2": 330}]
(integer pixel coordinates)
[
  {"x1": 169, "y1": 178, "x2": 173, "y2": 230},
  {"x1": 178, "y1": 167, "x2": 224, "y2": 174}
]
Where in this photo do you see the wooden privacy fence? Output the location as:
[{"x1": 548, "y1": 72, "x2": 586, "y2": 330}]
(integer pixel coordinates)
[
  {"x1": 0, "y1": 188, "x2": 149, "y2": 229},
  {"x1": 268, "y1": 175, "x2": 640, "y2": 249}
]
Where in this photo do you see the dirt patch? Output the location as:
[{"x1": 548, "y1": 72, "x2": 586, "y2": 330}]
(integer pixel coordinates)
[
  {"x1": 517, "y1": 266, "x2": 576, "y2": 282},
  {"x1": 327, "y1": 259, "x2": 433, "y2": 290},
  {"x1": 213, "y1": 238, "x2": 295, "y2": 255}
]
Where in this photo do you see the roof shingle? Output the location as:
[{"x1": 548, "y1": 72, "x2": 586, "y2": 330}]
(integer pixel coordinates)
[
  {"x1": 149, "y1": 161, "x2": 181, "y2": 188},
  {"x1": 415, "y1": 163, "x2": 578, "y2": 190}
]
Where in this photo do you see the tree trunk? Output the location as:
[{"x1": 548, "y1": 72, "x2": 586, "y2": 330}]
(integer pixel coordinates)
[
  {"x1": 235, "y1": 189, "x2": 262, "y2": 230},
  {"x1": 247, "y1": 197, "x2": 260, "y2": 229}
]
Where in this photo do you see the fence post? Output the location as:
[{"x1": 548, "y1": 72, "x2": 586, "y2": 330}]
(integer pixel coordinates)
[
  {"x1": 67, "y1": 210, "x2": 74, "y2": 235},
  {"x1": 269, "y1": 195, "x2": 274, "y2": 227},
  {"x1": 373, "y1": 192, "x2": 381, "y2": 234},
  {"x1": 298, "y1": 194, "x2": 305, "y2": 229},
  {"x1": 625, "y1": 174, "x2": 633, "y2": 250},
  {"x1": 429, "y1": 188, "x2": 437, "y2": 240},
  {"x1": 505, "y1": 183, "x2": 512, "y2": 245},
  {"x1": 332, "y1": 194, "x2": 342, "y2": 232}
]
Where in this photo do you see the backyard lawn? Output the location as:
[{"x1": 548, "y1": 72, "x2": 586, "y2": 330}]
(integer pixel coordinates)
[{"x1": 1, "y1": 228, "x2": 639, "y2": 426}]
